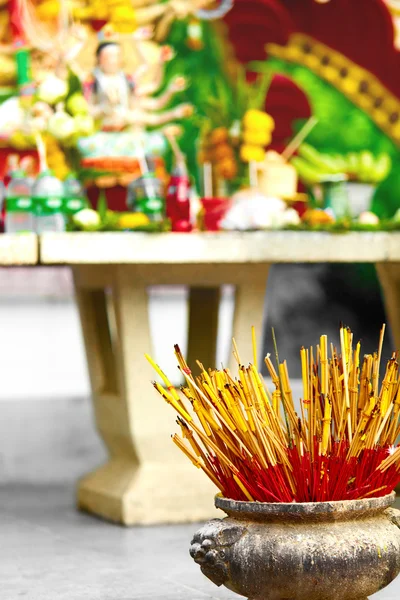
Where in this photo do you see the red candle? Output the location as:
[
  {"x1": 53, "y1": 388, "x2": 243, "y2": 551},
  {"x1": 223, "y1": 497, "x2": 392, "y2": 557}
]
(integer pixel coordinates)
[
  {"x1": 200, "y1": 197, "x2": 231, "y2": 231},
  {"x1": 166, "y1": 171, "x2": 192, "y2": 232}
]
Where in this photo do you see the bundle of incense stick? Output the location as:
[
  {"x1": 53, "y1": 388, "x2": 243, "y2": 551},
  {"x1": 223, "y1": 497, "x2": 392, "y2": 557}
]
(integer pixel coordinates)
[{"x1": 146, "y1": 325, "x2": 400, "y2": 503}]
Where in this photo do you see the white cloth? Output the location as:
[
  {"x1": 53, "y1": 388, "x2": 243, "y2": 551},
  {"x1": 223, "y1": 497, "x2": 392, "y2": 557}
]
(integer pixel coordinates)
[{"x1": 220, "y1": 190, "x2": 300, "y2": 230}]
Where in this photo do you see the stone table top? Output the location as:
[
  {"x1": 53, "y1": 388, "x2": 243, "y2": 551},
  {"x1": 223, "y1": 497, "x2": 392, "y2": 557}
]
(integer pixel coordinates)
[
  {"x1": 0, "y1": 231, "x2": 398, "y2": 267},
  {"x1": 40, "y1": 231, "x2": 400, "y2": 265},
  {"x1": 0, "y1": 233, "x2": 38, "y2": 265}
]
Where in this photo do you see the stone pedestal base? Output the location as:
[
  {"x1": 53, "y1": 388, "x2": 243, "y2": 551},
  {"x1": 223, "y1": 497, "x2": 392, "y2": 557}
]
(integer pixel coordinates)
[{"x1": 73, "y1": 263, "x2": 269, "y2": 525}]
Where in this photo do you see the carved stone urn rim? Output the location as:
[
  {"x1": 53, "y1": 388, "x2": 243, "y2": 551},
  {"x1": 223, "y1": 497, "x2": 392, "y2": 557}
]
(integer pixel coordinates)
[{"x1": 215, "y1": 491, "x2": 396, "y2": 521}]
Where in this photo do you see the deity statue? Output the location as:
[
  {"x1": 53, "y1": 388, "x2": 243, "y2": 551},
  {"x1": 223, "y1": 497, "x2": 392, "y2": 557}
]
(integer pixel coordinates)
[
  {"x1": 83, "y1": 30, "x2": 192, "y2": 132},
  {"x1": 76, "y1": 27, "x2": 194, "y2": 163},
  {"x1": 0, "y1": 0, "x2": 234, "y2": 89},
  {"x1": 0, "y1": 0, "x2": 233, "y2": 181}
]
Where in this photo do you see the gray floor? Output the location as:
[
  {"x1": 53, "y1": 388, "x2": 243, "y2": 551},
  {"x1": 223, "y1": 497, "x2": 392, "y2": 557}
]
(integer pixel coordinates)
[
  {"x1": 0, "y1": 485, "x2": 399, "y2": 600},
  {"x1": 0, "y1": 485, "x2": 236, "y2": 600}
]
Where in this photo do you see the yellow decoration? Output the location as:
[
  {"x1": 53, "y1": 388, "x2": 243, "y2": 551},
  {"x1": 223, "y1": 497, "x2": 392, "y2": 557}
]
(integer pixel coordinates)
[
  {"x1": 108, "y1": 0, "x2": 129, "y2": 5},
  {"x1": 304, "y1": 54, "x2": 320, "y2": 71},
  {"x1": 56, "y1": 167, "x2": 70, "y2": 180},
  {"x1": 321, "y1": 66, "x2": 338, "y2": 83},
  {"x1": 243, "y1": 129, "x2": 272, "y2": 146},
  {"x1": 340, "y1": 78, "x2": 359, "y2": 95},
  {"x1": 284, "y1": 45, "x2": 304, "y2": 62},
  {"x1": 9, "y1": 132, "x2": 34, "y2": 150},
  {"x1": 110, "y1": 6, "x2": 137, "y2": 32},
  {"x1": 243, "y1": 109, "x2": 275, "y2": 131},
  {"x1": 267, "y1": 33, "x2": 400, "y2": 147},
  {"x1": 357, "y1": 94, "x2": 373, "y2": 112},
  {"x1": 44, "y1": 136, "x2": 71, "y2": 180},
  {"x1": 73, "y1": 2, "x2": 108, "y2": 20},
  {"x1": 374, "y1": 110, "x2": 388, "y2": 126},
  {"x1": 391, "y1": 123, "x2": 400, "y2": 139},
  {"x1": 240, "y1": 144, "x2": 265, "y2": 163},
  {"x1": 118, "y1": 212, "x2": 150, "y2": 230},
  {"x1": 35, "y1": 0, "x2": 61, "y2": 20},
  {"x1": 113, "y1": 21, "x2": 137, "y2": 34},
  {"x1": 71, "y1": 0, "x2": 136, "y2": 29},
  {"x1": 0, "y1": 55, "x2": 16, "y2": 86}
]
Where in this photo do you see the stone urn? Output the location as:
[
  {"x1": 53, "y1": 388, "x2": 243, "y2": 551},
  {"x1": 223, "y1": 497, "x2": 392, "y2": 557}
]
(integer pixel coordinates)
[{"x1": 190, "y1": 493, "x2": 400, "y2": 600}]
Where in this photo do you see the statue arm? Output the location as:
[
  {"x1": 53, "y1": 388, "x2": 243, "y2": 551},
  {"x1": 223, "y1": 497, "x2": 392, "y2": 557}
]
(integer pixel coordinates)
[
  {"x1": 67, "y1": 61, "x2": 88, "y2": 82},
  {"x1": 135, "y1": 91, "x2": 174, "y2": 111},
  {"x1": 135, "y1": 3, "x2": 168, "y2": 26},
  {"x1": 154, "y1": 8, "x2": 175, "y2": 42},
  {"x1": 83, "y1": 81, "x2": 105, "y2": 119},
  {"x1": 128, "y1": 107, "x2": 172, "y2": 126},
  {"x1": 128, "y1": 103, "x2": 192, "y2": 126},
  {"x1": 134, "y1": 80, "x2": 161, "y2": 97},
  {"x1": 135, "y1": 76, "x2": 188, "y2": 110},
  {"x1": 133, "y1": 44, "x2": 176, "y2": 97},
  {"x1": 133, "y1": 56, "x2": 165, "y2": 96}
]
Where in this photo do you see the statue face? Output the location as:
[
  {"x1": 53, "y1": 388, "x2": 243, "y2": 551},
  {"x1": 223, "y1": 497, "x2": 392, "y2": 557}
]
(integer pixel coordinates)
[{"x1": 98, "y1": 45, "x2": 122, "y2": 75}]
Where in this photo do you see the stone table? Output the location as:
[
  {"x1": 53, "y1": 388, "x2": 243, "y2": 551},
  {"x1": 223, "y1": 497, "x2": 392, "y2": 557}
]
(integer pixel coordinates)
[
  {"x1": 39, "y1": 231, "x2": 400, "y2": 525},
  {"x1": 0, "y1": 233, "x2": 38, "y2": 265}
]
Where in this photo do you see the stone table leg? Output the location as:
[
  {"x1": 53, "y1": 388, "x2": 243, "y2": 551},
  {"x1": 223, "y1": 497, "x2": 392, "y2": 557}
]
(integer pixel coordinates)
[
  {"x1": 229, "y1": 265, "x2": 270, "y2": 371},
  {"x1": 73, "y1": 265, "x2": 218, "y2": 526},
  {"x1": 376, "y1": 263, "x2": 400, "y2": 350},
  {"x1": 186, "y1": 265, "x2": 269, "y2": 375},
  {"x1": 187, "y1": 287, "x2": 220, "y2": 371}
]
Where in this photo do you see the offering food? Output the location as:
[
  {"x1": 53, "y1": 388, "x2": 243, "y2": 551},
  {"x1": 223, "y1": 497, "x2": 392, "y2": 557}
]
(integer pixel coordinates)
[{"x1": 292, "y1": 144, "x2": 392, "y2": 186}]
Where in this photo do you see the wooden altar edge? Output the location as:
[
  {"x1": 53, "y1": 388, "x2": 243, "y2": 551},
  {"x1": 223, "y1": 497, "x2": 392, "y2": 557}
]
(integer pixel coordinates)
[
  {"x1": 39, "y1": 231, "x2": 400, "y2": 266},
  {"x1": 0, "y1": 233, "x2": 38, "y2": 266}
]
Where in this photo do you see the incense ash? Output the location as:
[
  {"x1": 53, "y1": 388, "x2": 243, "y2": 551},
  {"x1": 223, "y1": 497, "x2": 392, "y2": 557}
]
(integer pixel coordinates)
[{"x1": 147, "y1": 325, "x2": 400, "y2": 503}]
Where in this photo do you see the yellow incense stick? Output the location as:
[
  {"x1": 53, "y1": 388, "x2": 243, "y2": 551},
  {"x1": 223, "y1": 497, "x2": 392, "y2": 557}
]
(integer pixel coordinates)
[{"x1": 148, "y1": 325, "x2": 400, "y2": 503}]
